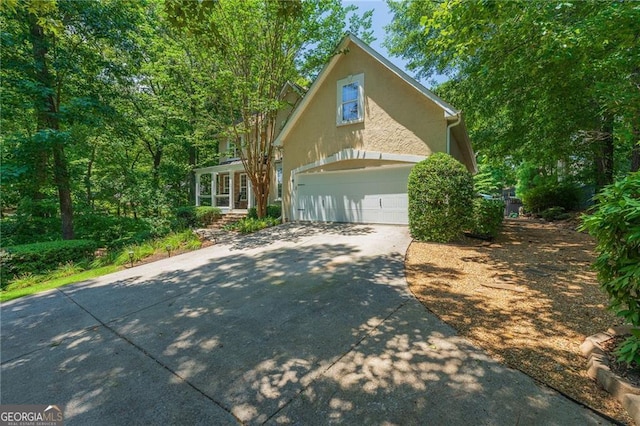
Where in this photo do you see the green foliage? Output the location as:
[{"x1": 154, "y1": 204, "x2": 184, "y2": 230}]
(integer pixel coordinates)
[
  {"x1": 1, "y1": 230, "x2": 202, "y2": 300},
  {"x1": 247, "y1": 204, "x2": 281, "y2": 220},
  {"x1": 1, "y1": 240, "x2": 97, "y2": 285},
  {"x1": 224, "y1": 217, "x2": 280, "y2": 234},
  {"x1": 195, "y1": 207, "x2": 222, "y2": 227},
  {"x1": 0, "y1": 216, "x2": 61, "y2": 247},
  {"x1": 73, "y1": 214, "x2": 160, "y2": 248},
  {"x1": 540, "y1": 207, "x2": 571, "y2": 222},
  {"x1": 408, "y1": 153, "x2": 474, "y2": 242},
  {"x1": 580, "y1": 171, "x2": 640, "y2": 366},
  {"x1": 470, "y1": 198, "x2": 504, "y2": 238},
  {"x1": 520, "y1": 182, "x2": 581, "y2": 213},
  {"x1": 113, "y1": 230, "x2": 201, "y2": 265},
  {"x1": 175, "y1": 206, "x2": 222, "y2": 228},
  {"x1": 386, "y1": 1, "x2": 640, "y2": 190},
  {"x1": 473, "y1": 155, "x2": 516, "y2": 196},
  {"x1": 114, "y1": 243, "x2": 155, "y2": 266}
]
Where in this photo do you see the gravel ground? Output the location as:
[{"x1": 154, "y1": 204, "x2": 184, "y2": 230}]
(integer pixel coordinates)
[{"x1": 405, "y1": 218, "x2": 632, "y2": 424}]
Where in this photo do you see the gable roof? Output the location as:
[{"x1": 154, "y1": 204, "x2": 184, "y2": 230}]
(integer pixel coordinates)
[
  {"x1": 275, "y1": 33, "x2": 460, "y2": 144},
  {"x1": 274, "y1": 33, "x2": 476, "y2": 172}
]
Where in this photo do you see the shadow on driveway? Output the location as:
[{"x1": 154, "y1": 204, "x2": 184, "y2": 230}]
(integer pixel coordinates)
[{"x1": 1, "y1": 224, "x2": 611, "y2": 425}]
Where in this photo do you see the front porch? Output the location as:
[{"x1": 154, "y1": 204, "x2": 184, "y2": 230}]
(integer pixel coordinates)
[{"x1": 194, "y1": 162, "x2": 254, "y2": 213}]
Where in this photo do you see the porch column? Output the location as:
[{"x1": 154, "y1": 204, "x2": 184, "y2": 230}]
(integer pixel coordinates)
[
  {"x1": 247, "y1": 178, "x2": 253, "y2": 209},
  {"x1": 229, "y1": 172, "x2": 235, "y2": 210},
  {"x1": 195, "y1": 173, "x2": 201, "y2": 206},
  {"x1": 211, "y1": 172, "x2": 217, "y2": 207}
]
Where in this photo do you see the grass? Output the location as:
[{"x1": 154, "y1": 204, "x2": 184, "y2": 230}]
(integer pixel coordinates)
[
  {"x1": 1, "y1": 265, "x2": 119, "y2": 303},
  {"x1": 1, "y1": 229, "x2": 203, "y2": 303}
]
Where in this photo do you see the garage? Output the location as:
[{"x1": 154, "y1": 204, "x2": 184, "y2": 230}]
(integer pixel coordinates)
[{"x1": 295, "y1": 165, "x2": 413, "y2": 224}]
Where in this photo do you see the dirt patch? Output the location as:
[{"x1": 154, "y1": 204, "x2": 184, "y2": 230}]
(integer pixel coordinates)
[
  {"x1": 602, "y1": 336, "x2": 640, "y2": 388},
  {"x1": 406, "y1": 218, "x2": 632, "y2": 424}
]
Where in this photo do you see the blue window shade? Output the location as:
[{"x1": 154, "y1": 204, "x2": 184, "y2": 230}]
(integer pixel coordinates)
[{"x1": 341, "y1": 82, "x2": 360, "y2": 121}]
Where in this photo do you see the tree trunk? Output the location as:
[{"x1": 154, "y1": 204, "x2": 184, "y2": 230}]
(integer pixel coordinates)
[
  {"x1": 85, "y1": 145, "x2": 96, "y2": 208},
  {"x1": 53, "y1": 142, "x2": 75, "y2": 239},
  {"x1": 632, "y1": 122, "x2": 640, "y2": 173},
  {"x1": 595, "y1": 115, "x2": 615, "y2": 189},
  {"x1": 188, "y1": 145, "x2": 197, "y2": 205},
  {"x1": 29, "y1": 14, "x2": 74, "y2": 239}
]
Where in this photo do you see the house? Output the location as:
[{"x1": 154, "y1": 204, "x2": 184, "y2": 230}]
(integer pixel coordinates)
[
  {"x1": 194, "y1": 81, "x2": 305, "y2": 211},
  {"x1": 194, "y1": 33, "x2": 476, "y2": 225}
]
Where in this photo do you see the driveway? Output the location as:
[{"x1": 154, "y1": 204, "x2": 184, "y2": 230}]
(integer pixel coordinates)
[{"x1": 1, "y1": 223, "x2": 610, "y2": 425}]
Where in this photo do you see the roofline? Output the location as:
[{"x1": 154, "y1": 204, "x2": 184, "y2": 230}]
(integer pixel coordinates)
[
  {"x1": 452, "y1": 114, "x2": 478, "y2": 173},
  {"x1": 275, "y1": 33, "x2": 459, "y2": 146},
  {"x1": 278, "y1": 80, "x2": 307, "y2": 99},
  {"x1": 346, "y1": 33, "x2": 458, "y2": 117}
]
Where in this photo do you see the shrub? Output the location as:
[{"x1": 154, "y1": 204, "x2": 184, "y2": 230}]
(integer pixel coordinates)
[
  {"x1": 580, "y1": 172, "x2": 640, "y2": 366},
  {"x1": 408, "y1": 153, "x2": 474, "y2": 242},
  {"x1": 0, "y1": 216, "x2": 61, "y2": 247},
  {"x1": 247, "y1": 204, "x2": 281, "y2": 219},
  {"x1": 175, "y1": 206, "x2": 221, "y2": 228},
  {"x1": 520, "y1": 182, "x2": 581, "y2": 213},
  {"x1": 224, "y1": 217, "x2": 280, "y2": 233},
  {"x1": 470, "y1": 198, "x2": 504, "y2": 238},
  {"x1": 114, "y1": 243, "x2": 155, "y2": 266},
  {"x1": 176, "y1": 206, "x2": 197, "y2": 227},
  {"x1": 74, "y1": 214, "x2": 156, "y2": 248},
  {"x1": 195, "y1": 206, "x2": 221, "y2": 226},
  {"x1": 1, "y1": 239, "x2": 97, "y2": 285},
  {"x1": 539, "y1": 207, "x2": 571, "y2": 222}
]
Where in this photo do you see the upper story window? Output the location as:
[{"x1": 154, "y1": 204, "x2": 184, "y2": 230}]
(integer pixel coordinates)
[
  {"x1": 219, "y1": 138, "x2": 241, "y2": 163},
  {"x1": 336, "y1": 73, "x2": 364, "y2": 126}
]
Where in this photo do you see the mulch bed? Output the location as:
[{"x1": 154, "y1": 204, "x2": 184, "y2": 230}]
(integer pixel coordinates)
[{"x1": 405, "y1": 218, "x2": 632, "y2": 424}]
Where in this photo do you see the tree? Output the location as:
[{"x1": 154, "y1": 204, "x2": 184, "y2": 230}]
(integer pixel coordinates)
[
  {"x1": 408, "y1": 153, "x2": 474, "y2": 242},
  {"x1": 581, "y1": 172, "x2": 640, "y2": 366},
  {"x1": 1, "y1": 0, "x2": 144, "y2": 238},
  {"x1": 386, "y1": 0, "x2": 640, "y2": 188},
  {"x1": 165, "y1": 0, "x2": 373, "y2": 217}
]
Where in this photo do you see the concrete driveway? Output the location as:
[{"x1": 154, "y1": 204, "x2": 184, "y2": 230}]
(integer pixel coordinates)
[{"x1": 1, "y1": 223, "x2": 610, "y2": 425}]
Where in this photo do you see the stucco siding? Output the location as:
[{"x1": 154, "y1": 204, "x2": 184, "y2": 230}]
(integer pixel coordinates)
[{"x1": 281, "y1": 40, "x2": 452, "y2": 220}]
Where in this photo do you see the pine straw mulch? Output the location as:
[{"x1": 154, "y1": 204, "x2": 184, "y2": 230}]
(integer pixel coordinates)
[{"x1": 405, "y1": 217, "x2": 632, "y2": 424}]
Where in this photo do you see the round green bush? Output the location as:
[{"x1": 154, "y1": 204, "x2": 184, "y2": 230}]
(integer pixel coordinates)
[
  {"x1": 470, "y1": 198, "x2": 505, "y2": 238},
  {"x1": 408, "y1": 153, "x2": 474, "y2": 242},
  {"x1": 521, "y1": 182, "x2": 581, "y2": 213}
]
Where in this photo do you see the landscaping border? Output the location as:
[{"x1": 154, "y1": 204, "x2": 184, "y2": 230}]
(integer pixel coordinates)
[{"x1": 581, "y1": 325, "x2": 640, "y2": 424}]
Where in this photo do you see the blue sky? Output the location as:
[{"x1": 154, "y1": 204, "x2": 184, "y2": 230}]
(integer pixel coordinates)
[{"x1": 343, "y1": 0, "x2": 447, "y2": 89}]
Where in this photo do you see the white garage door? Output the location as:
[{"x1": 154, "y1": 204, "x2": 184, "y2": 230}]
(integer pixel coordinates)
[{"x1": 296, "y1": 165, "x2": 413, "y2": 224}]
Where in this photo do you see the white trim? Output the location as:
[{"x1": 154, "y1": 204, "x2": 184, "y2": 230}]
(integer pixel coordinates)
[
  {"x1": 211, "y1": 172, "x2": 217, "y2": 207},
  {"x1": 289, "y1": 148, "x2": 425, "y2": 221},
  {"x1": 194, "y1": 162, "x2": 245, "y2": 175},
  {"x1": 293, "y1": 149, "x2": 425, "y2": 175},
  {"x1": 239, "y1": 173, "x2": 248, "y2": 201}
]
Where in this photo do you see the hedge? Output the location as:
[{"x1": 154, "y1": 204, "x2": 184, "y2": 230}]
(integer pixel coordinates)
[
  {"x1": 408, "y1": 153, "x2": 474, "y2": 242},
  {"x1": 1, "y1": 239, "x2": 97, "y2": 284},
  {"x1": 470, "y1": 198, "x2": 504, "y2": 238},
  {"x1": 520, "y1": 182, "x2": 581, "y2": 213},
  {"x1": 581, "y1": 172, "x2": 640, "y2": 366},
  {"x1": 176, "y1": 206, "x2": 222, "y2": 228},
  {"x1": 247, "y1": 204, "x2": 282, "y2": 219}
]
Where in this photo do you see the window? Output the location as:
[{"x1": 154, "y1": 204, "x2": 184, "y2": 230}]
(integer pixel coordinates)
[
  {"x1": 229, "y1": 141, "x2": 239, "y2": 158},
  {"x1": 219, "y1": 140, "x2": 240, "y2": 163},
  {"x1": 239, "y1": 173, "x2": 248, "y2": 201},
  {"x1": 275, "y1": 163, "x2": 283, "y2": 199},
  {"x1": 337, "y1": 73, "x2": 364, "y2": 125},
  {"x1": 218, "y1": 174, "x2": 230, "y2": 194}
]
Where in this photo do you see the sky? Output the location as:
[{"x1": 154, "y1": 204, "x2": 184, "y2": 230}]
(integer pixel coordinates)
[{"x1": 342, "y1": 0, "x2": 447, "y2": 89}]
